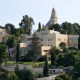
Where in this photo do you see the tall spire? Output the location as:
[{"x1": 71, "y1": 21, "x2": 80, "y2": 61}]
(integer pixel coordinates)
[
  {"x1": 46, "y1": 7, "x2": 58, "y2": 27},
  {"x1": 50, "y1": 7, "x2": 57, "y2": 25}
]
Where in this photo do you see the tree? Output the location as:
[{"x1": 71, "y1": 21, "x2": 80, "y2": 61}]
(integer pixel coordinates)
[
  {"x1": 63, "y1": 53, "x2": 75, "y2": 67},
  {"x1": 15, "y1": 43, "x2": 20, "y2": 63},
  {"x1": 15, "y1": 66, "x2": 35, "y2": 80},
  {"x1": 30, "y1": 33, "x2": 41, "y2": 61},
  {"x1": 43, "y1": 54, "x2": 49, "y2": 77},
  {"x1": 78, "y1": 78, "x2": 80, "y2": 80},
  {"x1": 73, "y1": 23, "x2": 80, "y2": 34},
  {"x1": 19, "y1": 15, "x2": 34, "y2": 35},
  {"x1": 55, "y1": 73, "x2": 72, "y2": 80},
  {"x1": 49, "y1": 23, "x2": 60, "y2": 31},
  {"x1": 6, "y1": 36, "x2": 16, "y2": 48},
  {"x1": 7, "y1": 72, "x2": 19, "y2": 80},
  {"x1": 74, "y1": 62, "x2": 80, "y2": 73},
  {"x1": 5, "y1": 23, "x2": 15, "y2": 35},
  {"x1": 59, "y1": 42, "x2": 66, "y2": 49},
  {"x1": 38, "y1": 22, "x2": 41, "y2": 32},
  {"x1": 60, "y1": 22, "x2": 74, "y2": 34},
  {"x1": 0, "y1": 44, "x2": 8, "y2": 67},
  {"x1": 56, "y1": 52, "x2": 75, "y2": 67},
  {"x1": 50, "y1": 47, "x2": 61, "y2": 65}
]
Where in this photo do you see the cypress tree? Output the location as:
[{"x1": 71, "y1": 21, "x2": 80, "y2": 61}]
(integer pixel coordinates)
[
  {"x1": 43, "y1": 53, "x2": 49, "y2": 77},
  {"x1": 38, "y1": 22, "x2": 41, "y2": 32},
  {"x1": 15, "y1": 43, "x2": 20, "y2": 63}
]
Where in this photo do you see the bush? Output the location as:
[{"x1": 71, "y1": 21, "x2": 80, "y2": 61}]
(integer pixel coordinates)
[
  {"x1": 55, "y1": 73, "x2": 72, "y2": 80},
  {"x1": 15, "y1": 66, "x2": 35, "y2": 80},
  {"x1": 38, "y1": 56, "x2": 45, "y2": 62},
  {"x1": 7, "y1": 72, "x2": 19, "y2": 80}
]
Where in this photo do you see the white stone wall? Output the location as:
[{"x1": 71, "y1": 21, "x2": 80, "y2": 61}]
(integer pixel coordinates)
[{"x1": 68, "y1": 35, "x2": 79, "y2": 48}]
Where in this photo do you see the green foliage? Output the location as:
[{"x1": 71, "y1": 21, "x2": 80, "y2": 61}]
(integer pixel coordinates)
[
  {"x1": 29, "y1": 33, "x2": 41, "y2": 61},
  {"x1": 55, "y1": 73, "x2": 72, "y2": 80},
  {"x1": 7, "y1": 72, "x2": 19, "y2": 80},
  {"x1": 15, "y1": 64, "x2": 19, "y2": 72},
  {"x1": 59, "y1": 42, "x2": 66, "y2": 49},
  {"x1": 49, "y1": 22, "x2": 80, "y2": 35},
  {"x1": 74, "y1": 62, "x2": 80, "y2": 72},
  {"x1": 16, "y1": 43, "x2": 20, "y2": 63},
  {"x1": 50, "y1": 47, "x2": 61, "y2": 65},
  {"x1": 15, "y1": 66, "x2": 35, "y2": 80},
  {"x1": 57, "y1": 53, "x2": 75, "y2": 67},
  {"x1": 50, "y1": 47, "x2": 77, "y2": 67},
  {"x1": 49, "y1": 23, "x2": 60, "y2": 31},
  {"x1": 38, "y1": 22, "x2": 41, "y2": 32},
  {"x1": 5, "y1": 23, "x2": 24, "y2": 36},
  {"x1": 0, "y1": 44, "x2": 8, "y2": 64},
  {"x1": 19, "y1": 15, "x2": 34, "y2": 35},
  {"x1": 5, "y1": 23, "x2": 15, "y2": 34},
  {"x1": 6, "y1": 36, "x2": 16, "y2": 48},
  {"x1": 0, "y1": 70, "x2": 8, "y2": 80},
  {"x1": 43, "y1": 54, "x2": 49, "y2": 77}
]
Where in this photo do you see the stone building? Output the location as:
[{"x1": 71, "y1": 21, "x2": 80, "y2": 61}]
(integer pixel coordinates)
[
  {"x1": 35, "y1": 29, "x2": 68, "y2": 55},
  {"x1": 19, "y1": 7, "x2": 79, "y2": 56},
  {"x1": 20, "y1": 29, "x2": 79, "y2": 56}
]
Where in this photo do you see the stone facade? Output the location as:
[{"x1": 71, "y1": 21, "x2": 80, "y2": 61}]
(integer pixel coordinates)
[
  {"x1": 68, "y1": 35, "x2": 79, "y2": 48},
  {"x1": 20, "y1": 29, "x2": 79, "y2": 56},
  {"x1": 0, "y1": 28, "x2": 9, "y2": 42}
]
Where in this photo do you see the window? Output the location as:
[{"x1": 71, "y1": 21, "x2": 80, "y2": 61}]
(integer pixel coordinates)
[
  {"x1": 48, "y1": 39, "x2": 49, "y2": 41},
  {"x1": 51, "y1": 39, "x2": 52, "y2": 41}
]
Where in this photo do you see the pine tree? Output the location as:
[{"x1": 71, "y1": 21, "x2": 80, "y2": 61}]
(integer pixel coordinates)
[{"x1": 15, "y1": 43, "x2": 20, "y2": 63}]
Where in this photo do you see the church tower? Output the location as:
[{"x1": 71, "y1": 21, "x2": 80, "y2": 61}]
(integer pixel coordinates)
[
  {"x1": 46, "y1": 7, "x2": 58, "y2": 27},
  {"x1": 50, "y1": 7, "x2": 57, "y2": 25}
]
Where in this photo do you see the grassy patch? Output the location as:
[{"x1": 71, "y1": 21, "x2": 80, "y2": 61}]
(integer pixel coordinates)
[
  {"x1": 3, "y1": 61, "x2": 51, "y2": 68},
  {"x1": 19, "y1": 62, "x2": 44, "y2": 67}
]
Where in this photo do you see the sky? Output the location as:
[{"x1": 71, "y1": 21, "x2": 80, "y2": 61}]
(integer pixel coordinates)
[{"x1": 0, "y1": 0, "x2": 80, "y2": 30}]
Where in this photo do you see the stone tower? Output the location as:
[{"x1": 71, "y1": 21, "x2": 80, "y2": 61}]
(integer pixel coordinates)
[
  {"x1": 50, "y1": 7, "x2": 57, "y2": 25},
  {"x1": 46, "y1": 7, "x2": 58, "y2": 27}
]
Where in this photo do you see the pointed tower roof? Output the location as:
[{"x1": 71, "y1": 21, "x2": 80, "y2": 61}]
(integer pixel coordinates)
[
  {"x1": 50, "y1": 7, "x2": 57, "y2": 25},
  {"x1": 46, "y1": 7, "x2": 58, "y2": 27}
]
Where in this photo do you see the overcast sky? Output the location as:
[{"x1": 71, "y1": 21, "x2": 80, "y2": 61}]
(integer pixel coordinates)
[{"x1": 0, "y1": 0, "x2": 80, "y2": 30}]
